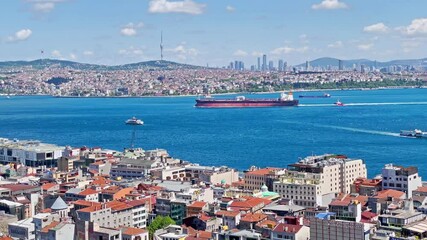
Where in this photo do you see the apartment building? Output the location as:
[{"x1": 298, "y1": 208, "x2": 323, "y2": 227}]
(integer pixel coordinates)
[
  {"x1": 244, "y1": 167, "x2": 284, "y2": 191},
  {"x1": 381, "y1": 164, "x2": 422, "y2": 198},
  {"x1": 273, "y1": 154, "x2": 367, "y2": 207},
  {"x1": 76, "y1": 200, "x2": 147, "y2": 229},
  {"x1": 0, "y1": 138, "x2": 63, "y2": 168}
]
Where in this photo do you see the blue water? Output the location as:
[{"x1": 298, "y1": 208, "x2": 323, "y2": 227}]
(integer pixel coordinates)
[{"x1": 1, "y1": 88, "x2": 427, "y2": 178}]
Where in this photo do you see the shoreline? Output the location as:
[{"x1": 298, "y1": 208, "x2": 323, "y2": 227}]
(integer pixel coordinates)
[{"x1": 4, "y1": 86, "x2": 423, "y2": 99}]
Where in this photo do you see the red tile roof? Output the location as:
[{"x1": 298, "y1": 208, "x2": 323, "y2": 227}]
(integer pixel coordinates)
[
  {"x1": 41, "y1": 183, "x2": 58, "y2": 191},
  {"x1": 78, "y1": 188, "x2": 98, "y2": 196},
  {"x1": 188, "y1": 201, "x2": 207, "y2": 209},
  {"x1": 415, "y1": 186, "x2": 427, "y2": 193},
  {"x1": 374, "y1": 189, "x2": 405, "y2": 199},
  {"x1": 73, "y1": 200, "x2": 102, "y2": 207},
  {"x1": 215, "y1": 210, "x2": 240, "y2": 218},
  {"x1": 241, "y1": 213, "x2": 267, "y2": 223},
  {"x1": 273, "y1": 223, "x2": 303, "y2": 234},
  {"x1": 0, "y1": 184, "x2": 39, "y2": 191},
  {"x1": 121, "y1": 227, "x2": 146, "y2": 236},
  {"x1": 245, "y1": 168, "x2": 279, "y2": 176},
  {"x1": 41, "y1": 221, "x2": 60, "y2": 233}
]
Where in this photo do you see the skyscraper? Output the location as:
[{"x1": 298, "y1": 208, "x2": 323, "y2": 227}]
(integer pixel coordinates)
[
  {"x1": 305, "y1": 61, "x2": 310, "y2": 71},
  {"x1": 262, "y1": 54, "x2": 267, "y2": 71},
  {"x1": 278, "y1": 59, "x2": 284, "y2": 72},
  {"x1": 338, "y1": 60, "x2": 343, "y2": 71},
  {"x1": 268, "y1": 61, "x2": 274, "y2": 71},
  {"x1": 234, "y1": 61, "x2": 239, "y2": 70},
  {"x1": 257, "y1": 57, "x2": 261, "y2": 71}
]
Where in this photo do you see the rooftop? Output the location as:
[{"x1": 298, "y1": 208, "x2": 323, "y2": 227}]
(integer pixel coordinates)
[{"x1": 273, "y1": 223, "x2": 303, "y2": 234}]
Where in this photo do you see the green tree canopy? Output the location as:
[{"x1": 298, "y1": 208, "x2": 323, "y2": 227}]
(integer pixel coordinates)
[{"x1": 148, "y1": 215, "x2": 176, "y2": 238}]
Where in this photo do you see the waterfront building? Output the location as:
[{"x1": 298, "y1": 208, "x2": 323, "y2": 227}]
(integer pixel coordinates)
[
  {"x1": 273, "y1": 154, "x2": 367, "y2": 207},
  {"x1": 381, "y1": 164, "x2": 422, "y2": 198},
  {"x1": 0, "y1": 138, "x2": 63, "y2": 168}
]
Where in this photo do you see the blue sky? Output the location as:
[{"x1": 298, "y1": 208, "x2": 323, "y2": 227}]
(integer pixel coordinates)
[{"x1": 1, "y1": 0, "x2": 427, "y2": 66}]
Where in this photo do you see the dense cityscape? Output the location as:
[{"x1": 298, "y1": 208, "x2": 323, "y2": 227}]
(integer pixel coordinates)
[
  {"x1": 1, "y1": 57, "x2": 427, "y2": 97},
  {"x1": 0, "y1": 137, "x2": 427, "y2": 240}
]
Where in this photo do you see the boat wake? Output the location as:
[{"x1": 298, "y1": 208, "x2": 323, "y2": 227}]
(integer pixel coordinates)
[
  {"x1": 300, "y1": 102, "x2": 427, "y2": 107},
  {"x1": 312, "y1": 124, "x2": 401, "y2": 137}
]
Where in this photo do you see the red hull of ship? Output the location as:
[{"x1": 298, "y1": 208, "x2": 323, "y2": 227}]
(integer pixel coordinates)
[{"x1": 195, "y1": 100, "x2": 299, "y2": 108}]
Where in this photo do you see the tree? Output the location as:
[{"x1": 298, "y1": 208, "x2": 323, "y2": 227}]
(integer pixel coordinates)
[{"x1": 148, "y1": 215, "x2": 176, "y2": 239}]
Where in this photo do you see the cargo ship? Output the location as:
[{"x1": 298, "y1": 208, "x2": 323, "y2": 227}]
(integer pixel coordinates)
[
  {"x1": 299, "y1": 93, "x2": 331, "y2": 98},
  {"x1": 195, "y1": 92, "x2": 298, "y2": 108}
]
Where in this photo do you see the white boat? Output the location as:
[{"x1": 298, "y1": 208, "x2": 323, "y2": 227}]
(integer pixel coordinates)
[
  {"x1": 400, "y1": 129, "x2": 424, "y2": 138},
  {"x1": 125, "y1": 117, "x2": 144, "y2": 125}
]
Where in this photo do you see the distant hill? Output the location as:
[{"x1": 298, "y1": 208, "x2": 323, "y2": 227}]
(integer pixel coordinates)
[
  {"x1": 297, "y1": 57, "x2": 427, "y2": 68},
  {"x1": 0, "y1": 59, "x2": 204, "y2": 71}
]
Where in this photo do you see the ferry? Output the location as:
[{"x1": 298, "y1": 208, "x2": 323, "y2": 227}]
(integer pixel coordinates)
[
  {"x1": 125, "y1": 117, "x2": 144, "y2": 125},
  {"x1": 400, "y1": 129, "x2": 426, "y2": 138}
]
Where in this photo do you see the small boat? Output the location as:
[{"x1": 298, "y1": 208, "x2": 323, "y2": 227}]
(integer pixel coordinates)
[
  {"x1": 335, "y1": 100, "x2": 345, "y2": 106},
  {"x1": 299, "y1": 93, "x2": 331, "y2": 98},
  {"x1": 125, "y1": 117, "x2": 144, "y2": 125},
  {"x1": 400, "y1": 129, "x2": 424, "y2": 138}
]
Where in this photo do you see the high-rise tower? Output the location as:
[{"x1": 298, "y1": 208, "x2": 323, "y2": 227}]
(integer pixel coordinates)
[{"x1": 160, "y1": 31, "x2": 164, "y2": 61}]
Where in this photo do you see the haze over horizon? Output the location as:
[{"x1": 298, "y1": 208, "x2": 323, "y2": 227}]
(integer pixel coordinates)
[{"x1": 1, "y1": 0, "x2": 427, "y2": 67}]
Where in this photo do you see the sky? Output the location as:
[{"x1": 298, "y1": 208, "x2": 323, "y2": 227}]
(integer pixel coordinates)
[{"x1": 1, "y1": 0, "x2": 427, "y2": 67}]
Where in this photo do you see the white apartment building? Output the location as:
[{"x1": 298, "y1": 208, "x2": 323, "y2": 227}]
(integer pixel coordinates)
[
  {"x1": 381, "y1": 164, "x2": 422, "y2": 198},
  {"x1": 77, "y1": 200, "x2": 147, "y2": 229},
  {"x1": 0, "y1": 138, "x2": 63, "y2": 168},
  {"x1": 273, "y1": 154, "x2": 367, "y2": 207}
]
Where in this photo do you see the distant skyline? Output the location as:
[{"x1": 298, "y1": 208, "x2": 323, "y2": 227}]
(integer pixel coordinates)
[{"x1": 1, "y1": 0, "x2": 427, "y2": 66}]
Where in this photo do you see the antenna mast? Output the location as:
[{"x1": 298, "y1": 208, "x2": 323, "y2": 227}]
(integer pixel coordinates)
[{"x1": 160, "y1": 31, "x2": 164, "y2": 61}]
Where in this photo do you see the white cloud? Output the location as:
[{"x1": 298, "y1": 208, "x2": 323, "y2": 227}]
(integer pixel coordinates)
[
  {"x1": 233, "y1": 50, "x2": 248, "y2": 57},
  {"x1": 148, "y1": 0, "x2": 206, "y2": 15},
  {"x1": 226, "y1": 5, "x2": 235, "y2": 12},
  {"x1": 357, "y1": 43, "x2": 373, "y2": 50},
  {"x1": 121, "y1": 27, "x2": 137, "y2": 36},
  {"x1": 118, "y1": 46, "x2": 145, "y2": 56},
  {"x1": 26, "y1": 0, "x2": 67, "y2": 13},
  {"x1": 312, "y1": 0, "x2": 348, "y2": 10},
  {"x1": 399, "y1": 18, "x2": 427, "y2": 36},
  {"x1": 270, "y1": 46, "x2": 308, "y2": 55},
  {"x1": 120, "y1": 22, "x2": 144, "y2": 36},
  {"x1": 166, "y1": 45, "x2": 199, "y2": 60},
  {"x1": 7, "y1": 29, "x2": 32, "y2": 42},
  {"x1": 251, "y1": 51, "x2": 263, "y2": 57},
  {"x1": 69, "y1": 53, "x2": 77, "y2": 60},
  {"x1": 327, "y1": 40, "x2": 343, "y2": 48},
  {"x1": 51, "y1": 50, "x2": 62, "y2": 58},
  {"x1": 363, "y1": 23, "x2": 389, "y2": 33},
  {"x1": 83, "y1": 51, "x2": 94, "y2": 56}
]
